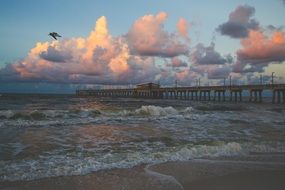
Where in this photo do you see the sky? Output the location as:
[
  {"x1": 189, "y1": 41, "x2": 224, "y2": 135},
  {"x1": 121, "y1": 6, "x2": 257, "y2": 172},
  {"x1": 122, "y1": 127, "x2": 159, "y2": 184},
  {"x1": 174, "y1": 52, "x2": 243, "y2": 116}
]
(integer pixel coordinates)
[{"x1": 0, "y1": 0, "x2": 285, "y2": 93}]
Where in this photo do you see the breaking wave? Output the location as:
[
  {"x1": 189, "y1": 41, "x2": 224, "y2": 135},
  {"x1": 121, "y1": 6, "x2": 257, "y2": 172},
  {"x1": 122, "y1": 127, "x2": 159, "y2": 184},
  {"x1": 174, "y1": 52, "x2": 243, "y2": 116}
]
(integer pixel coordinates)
[
  {"x1": 0, "y1": 109, "x2": 102, "y2": 120},
  {"x1": 0, "y1": 106, "x2": 193, "y2": 121},
  {"x1": 0, "y1": 106, "x2": 196, "y2": 130},
  {"x1": 1, "y1": 141, "x2": 285, "y2": 182},
  {"x1": 119, "y1": 105, "x2": 194, "y2": 117}
]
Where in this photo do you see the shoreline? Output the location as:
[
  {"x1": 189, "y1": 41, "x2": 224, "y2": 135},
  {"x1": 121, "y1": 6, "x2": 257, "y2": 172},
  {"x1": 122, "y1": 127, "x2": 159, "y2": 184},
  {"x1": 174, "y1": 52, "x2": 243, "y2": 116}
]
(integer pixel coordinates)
[{"x1": 1, "y1": 156, "x2": 285, "y2": 190}]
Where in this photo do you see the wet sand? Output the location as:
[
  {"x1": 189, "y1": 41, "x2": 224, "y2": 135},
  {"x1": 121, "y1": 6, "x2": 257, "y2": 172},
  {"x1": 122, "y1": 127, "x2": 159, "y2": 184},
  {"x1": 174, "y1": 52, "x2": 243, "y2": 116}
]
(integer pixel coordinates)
[{"x1": 1, "y1": 156, "x2": 285, "y2": 190}]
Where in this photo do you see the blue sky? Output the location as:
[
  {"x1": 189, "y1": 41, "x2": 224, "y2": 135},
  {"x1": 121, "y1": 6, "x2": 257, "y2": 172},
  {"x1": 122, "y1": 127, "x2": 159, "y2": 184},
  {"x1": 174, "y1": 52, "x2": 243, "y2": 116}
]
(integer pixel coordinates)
[{"x1": 0, "y1": 0, "x2": 285, "y2": 93}]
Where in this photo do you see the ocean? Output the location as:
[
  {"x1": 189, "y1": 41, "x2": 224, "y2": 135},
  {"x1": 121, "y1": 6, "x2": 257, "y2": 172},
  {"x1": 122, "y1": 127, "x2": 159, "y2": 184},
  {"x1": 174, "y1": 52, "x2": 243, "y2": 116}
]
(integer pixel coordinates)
[{"x1": 0, "y1": 94, "x2": 285, "y2": 184}]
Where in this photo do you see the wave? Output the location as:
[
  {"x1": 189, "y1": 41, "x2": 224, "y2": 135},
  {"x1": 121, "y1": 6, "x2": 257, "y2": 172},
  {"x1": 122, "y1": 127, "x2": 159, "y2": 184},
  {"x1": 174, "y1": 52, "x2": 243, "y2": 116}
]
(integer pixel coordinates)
[
  {"x1": 1, "y1": 141, "x2": 285, "y2": 182},
  {"x1": 0, "y1": 109, "x2": 102, "y2": 120},
  {"x1": 119, "y1": 105, "x2": 194, "y2": 117},
  {"x1": 0, "y1": 106, "x2": 193, "y2": 121},
  {"x1": 195, "y1": 104, "x2": 246, "y2": 111},
  {"x1": 0, "y1": 110, "x2": 47, "y2": 120}
]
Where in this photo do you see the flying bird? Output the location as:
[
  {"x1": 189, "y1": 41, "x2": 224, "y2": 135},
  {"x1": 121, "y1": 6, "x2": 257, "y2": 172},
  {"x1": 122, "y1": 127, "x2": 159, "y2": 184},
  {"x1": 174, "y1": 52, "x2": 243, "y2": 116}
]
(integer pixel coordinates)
[{"x1": 49, "y1": 32, "x2": 62, "y2": 40}]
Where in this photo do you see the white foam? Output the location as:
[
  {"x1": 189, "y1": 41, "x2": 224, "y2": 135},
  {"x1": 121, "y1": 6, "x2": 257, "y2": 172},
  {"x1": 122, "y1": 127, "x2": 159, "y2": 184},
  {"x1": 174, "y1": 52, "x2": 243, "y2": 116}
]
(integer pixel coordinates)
[
  {"x1": 135, "y1": 106, "x2": 179, "y2": 116},
  {"x1": 0, "y1": 106, "x2": 194, "y2": 126},
  {"x1": 118, "y1": 105, "x2": 194, "y2": 117},
  {"x1": 0, "y1": 108, "x2": 102, "y2": 121},
  {"x1": 3, "y1": 142, "x2": 281, "y2": 182},
  {"x1": 0, "y1": 110, "x2": 14, "y2": 118},
  {"x1": 246, "y1": 143, "x2": 285, "y2": 153}
]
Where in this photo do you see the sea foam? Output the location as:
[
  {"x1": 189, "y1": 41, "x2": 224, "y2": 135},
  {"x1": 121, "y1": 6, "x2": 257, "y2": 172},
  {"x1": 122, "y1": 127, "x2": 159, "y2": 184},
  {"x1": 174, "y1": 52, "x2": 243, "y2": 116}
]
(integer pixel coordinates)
[
  {"x1": 119, "y1": 105, "x2": 194, "y2": 117},
  {"x1": 2, "y1": 141, "x2": 285, "y2": 182}
]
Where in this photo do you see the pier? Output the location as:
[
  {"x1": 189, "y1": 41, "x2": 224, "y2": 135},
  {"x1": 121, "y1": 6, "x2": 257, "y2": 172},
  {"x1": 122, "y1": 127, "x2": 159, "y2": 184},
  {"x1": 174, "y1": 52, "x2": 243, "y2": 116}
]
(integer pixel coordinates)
[{"x1": 76, "y1": 83, "x2": 285, "y2": 104}]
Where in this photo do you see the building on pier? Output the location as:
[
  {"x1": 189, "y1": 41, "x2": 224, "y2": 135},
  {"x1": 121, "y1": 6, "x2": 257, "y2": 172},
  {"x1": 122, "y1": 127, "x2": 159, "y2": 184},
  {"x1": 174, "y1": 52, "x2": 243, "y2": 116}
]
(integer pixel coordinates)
[
  {"x1": 134, "y1": 83, "x2": 162, "y2": 98},
  {"x1": 136, "y1": 83, "x2": 160, "y2": 90}
]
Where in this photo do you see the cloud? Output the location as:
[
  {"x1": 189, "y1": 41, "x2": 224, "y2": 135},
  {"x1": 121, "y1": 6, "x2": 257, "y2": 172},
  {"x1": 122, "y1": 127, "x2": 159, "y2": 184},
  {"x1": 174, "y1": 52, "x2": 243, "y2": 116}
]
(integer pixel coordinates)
[
  {"x1": 6, "y1": 11, "x2": 282, "y2": 87},
  {"x1": 186, "y1": 42, "x2": 233, "y2": 80},
  {"x1": 233, "y1": 29, "x2": 285, "y2": 73},
  {"x1": 191, "y1": 42, "x2": 231, "y2": 65},
  {"x1": 126, "y1": 12, "x2": 190, "y2": 57},
  {"x1": 177, "y1": 18, "x2": 191, "y2": 38},
  {"x1": 2, "y1": 12, "x2": 239, "y2": 86},
  {"x1": 1, "y1": 14, "x2": 185, "y2": 85},
  {"x1": 217, "y1": 5, "x2": 259, "y2": 38},
  {"x1": 39, "y1": 46, "x2": 71, "y2": 62},
  {"x1": 0, "y1": 63, "x2": 23, "y2": 82},
  {"x1": 175, "y1": 69, "x2": 199, "y2": 84},
  {"x1": 166, "y1": 57, "x2": 188, "y2": 67},
  {"x1": 207, "y1": 65, "x2": 232, "y2": 79},
  {"x1": 267, "y1": 25, "x2": 284, "y2": 31},
  {"x1": 0, "y1": 16, "x2": 134, "y2": 84},
  {"x1": 190, "y1": 64, "x2": 231, "y2": 80}
]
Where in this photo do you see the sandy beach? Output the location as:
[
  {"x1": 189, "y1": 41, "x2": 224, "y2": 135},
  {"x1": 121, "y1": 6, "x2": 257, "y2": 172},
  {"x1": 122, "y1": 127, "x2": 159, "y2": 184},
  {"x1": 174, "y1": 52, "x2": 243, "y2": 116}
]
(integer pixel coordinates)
[{"x1": 2, "y1": 155, "x2": 285, "y2": 190}]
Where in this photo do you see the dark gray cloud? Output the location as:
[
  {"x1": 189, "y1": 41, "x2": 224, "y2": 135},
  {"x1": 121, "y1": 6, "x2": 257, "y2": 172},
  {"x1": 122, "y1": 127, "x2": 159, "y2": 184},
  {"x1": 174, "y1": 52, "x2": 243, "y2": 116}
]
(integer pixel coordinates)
[
  {"x1": 0, "y1": 61, "x2": 70, "y2": 83},
  {"x1": 207, "y1": 66, "x2": 232, "y2": 79},
  {"x1": 190, "y1": 64, "x2": 231, "y2": 79},
  {"x1": 0, "y1": 63, "x2": 22, "y2": 82},
  {"x1": 232, "y1": 61, "x2": 267, "y2": 74},
  {"x1": 40, "y1": 46, "x2": 71, "y2": 63},
  {"x1": 217, "y1": 5, "x2": 259, "y2": 38},
  {"x1": 267, "y1": 25, "x2": 284, "y2": 31},
  {"x1": 191, "y1": 43, "x2": 231, "y2": 65},
  {"x1": 188, "y1": 42, "x2": 233, "y2": 80}
]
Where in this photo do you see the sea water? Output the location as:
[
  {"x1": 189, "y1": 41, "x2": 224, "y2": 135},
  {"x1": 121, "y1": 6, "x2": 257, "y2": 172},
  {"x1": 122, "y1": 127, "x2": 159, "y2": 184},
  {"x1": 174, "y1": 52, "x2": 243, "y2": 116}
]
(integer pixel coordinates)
[{"x1": 0, "y1": 94, "x2": 284, "y2": 182}]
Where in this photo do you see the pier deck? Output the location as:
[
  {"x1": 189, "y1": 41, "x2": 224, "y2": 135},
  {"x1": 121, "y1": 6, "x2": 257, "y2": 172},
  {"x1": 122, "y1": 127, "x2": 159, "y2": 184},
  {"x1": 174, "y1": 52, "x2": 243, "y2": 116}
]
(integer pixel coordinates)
[{"x1": 76, "y1": 83, "x2": 285, "y2": 103}]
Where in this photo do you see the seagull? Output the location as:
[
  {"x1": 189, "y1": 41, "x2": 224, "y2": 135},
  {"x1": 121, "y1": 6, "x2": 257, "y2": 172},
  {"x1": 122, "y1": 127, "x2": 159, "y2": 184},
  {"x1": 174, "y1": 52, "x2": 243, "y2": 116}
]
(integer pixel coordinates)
[{"x1": 49, "y1": 32, "x2": 62, "y2": 40}]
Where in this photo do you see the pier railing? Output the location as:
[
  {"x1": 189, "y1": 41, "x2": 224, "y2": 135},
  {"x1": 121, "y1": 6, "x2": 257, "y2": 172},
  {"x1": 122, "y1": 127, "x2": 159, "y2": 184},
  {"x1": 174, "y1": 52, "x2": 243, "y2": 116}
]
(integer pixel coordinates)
[{"x1": 76, "y1": 84, "x2": 285, "y2": 103}]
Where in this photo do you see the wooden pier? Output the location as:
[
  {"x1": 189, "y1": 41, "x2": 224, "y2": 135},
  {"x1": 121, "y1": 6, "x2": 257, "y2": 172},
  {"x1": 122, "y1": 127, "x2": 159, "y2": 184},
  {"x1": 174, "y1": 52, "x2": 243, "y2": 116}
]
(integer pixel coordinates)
[{"x1": 76, "y1": 83, "x2": 285, "y2": 104}]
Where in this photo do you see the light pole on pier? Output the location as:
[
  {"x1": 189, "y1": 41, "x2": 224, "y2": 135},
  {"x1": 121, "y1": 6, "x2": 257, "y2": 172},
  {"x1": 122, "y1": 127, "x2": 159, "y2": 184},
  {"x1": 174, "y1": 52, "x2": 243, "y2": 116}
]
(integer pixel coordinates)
[
  {"x1": 229, "y1": 75, "x2": 232, "y2": 86},
  {"x1": 175, "y1": 80, "x2": 178, "y2": 88},
  {"x1": 223, "y1": 77, "x2": 226, "y2": 86},
  {"x1": 271, "y1": 72, "x2": 275, "y2": 85},
  {"x1": 260, "y1": 75, "x2": 263, "y2": 85}
]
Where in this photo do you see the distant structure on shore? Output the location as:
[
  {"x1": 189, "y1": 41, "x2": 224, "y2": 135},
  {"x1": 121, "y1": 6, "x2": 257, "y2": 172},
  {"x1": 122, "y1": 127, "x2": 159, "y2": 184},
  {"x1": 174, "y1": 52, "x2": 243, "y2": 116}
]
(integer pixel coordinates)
[{"x1": 76, "y1": 82, "x2": 285, "y2": 104}]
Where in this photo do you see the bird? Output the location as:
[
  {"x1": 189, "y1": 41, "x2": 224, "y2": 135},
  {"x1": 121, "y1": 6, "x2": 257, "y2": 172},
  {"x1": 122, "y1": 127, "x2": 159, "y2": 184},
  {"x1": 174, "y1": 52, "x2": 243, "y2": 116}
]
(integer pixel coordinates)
[{"x1": 49, "y1": 32, "x2": 62, "y2": 40}]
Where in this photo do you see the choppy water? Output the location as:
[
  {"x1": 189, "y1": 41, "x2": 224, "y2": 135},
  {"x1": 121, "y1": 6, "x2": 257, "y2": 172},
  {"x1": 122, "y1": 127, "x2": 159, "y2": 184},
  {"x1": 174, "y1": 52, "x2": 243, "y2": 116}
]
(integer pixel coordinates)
[{"x1": 0, "y1": 94, "x2": 285, "y2": 182}]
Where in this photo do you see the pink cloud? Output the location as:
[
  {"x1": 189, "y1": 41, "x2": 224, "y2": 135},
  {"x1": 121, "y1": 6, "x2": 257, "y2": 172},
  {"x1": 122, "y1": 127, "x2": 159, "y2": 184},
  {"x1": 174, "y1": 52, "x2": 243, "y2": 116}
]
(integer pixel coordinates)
[
  {"x1": 234, "y1": 29, "x2": 285, "y2": 73},
  {"x1": 177, "y1": 18, "x2": 190, "y2": 38},
  {"x1": 168, "y1": 57, "x2": 188, "y2": 67},
  {"x1": 0, "y1": 13, "x2": 195, "y2": 85},
  {"x1": 5, "y1": 11, "x2": 282, "y2": 86},
  {"x1": 0, "y1": 16, "x2": 134, "y2": 84},
  {"x1": 126, "y1": 12, "x2": 189, "y2": 57},
  {"x1": 238, "y1": 30, "x2": 285, "y2": 63}
]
